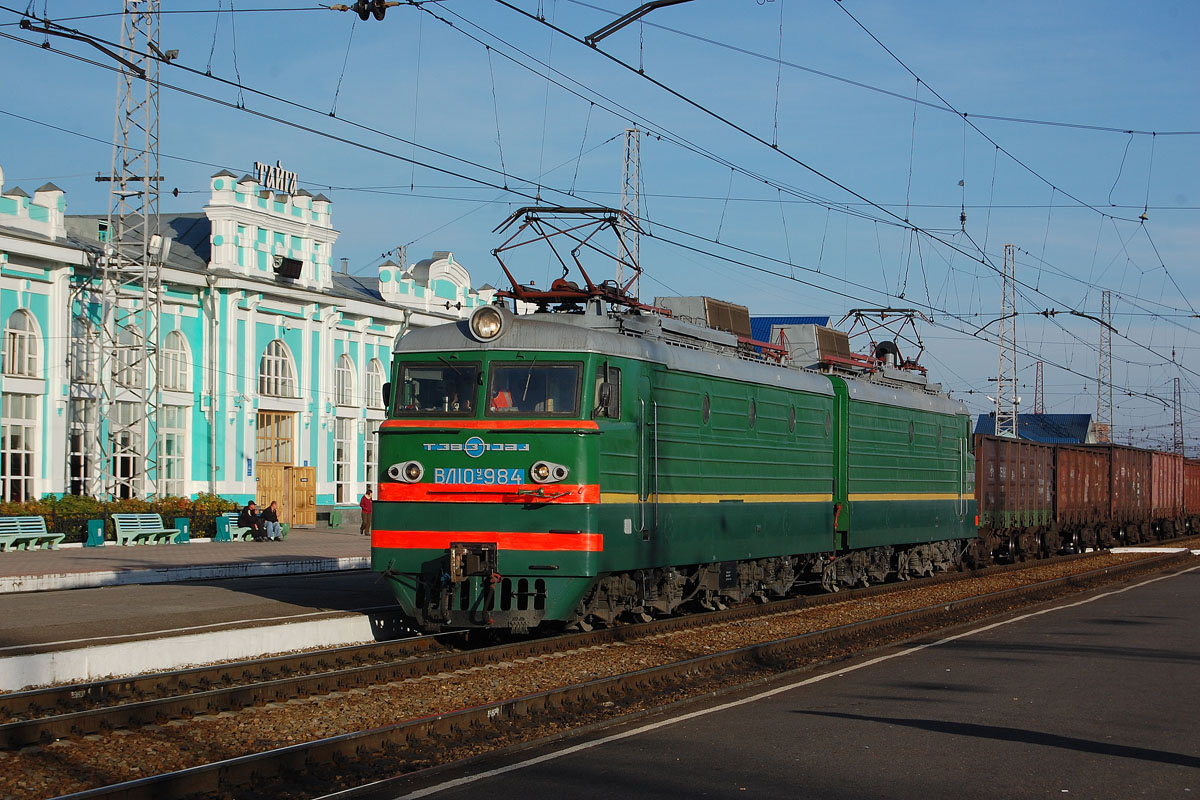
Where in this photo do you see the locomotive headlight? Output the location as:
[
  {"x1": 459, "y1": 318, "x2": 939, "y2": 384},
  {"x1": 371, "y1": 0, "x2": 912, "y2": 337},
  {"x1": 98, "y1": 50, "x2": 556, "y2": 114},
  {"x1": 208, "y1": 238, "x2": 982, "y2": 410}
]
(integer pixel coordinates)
[
  {"x1": 469, "y1": 305, "x2": 506, "y2": 342},
  {"x1": 388, "y1": 461, "x2": 424, "y2": 483},
  {"x1": 530, "y1": 460, "x2": 569, "y2": 484}
]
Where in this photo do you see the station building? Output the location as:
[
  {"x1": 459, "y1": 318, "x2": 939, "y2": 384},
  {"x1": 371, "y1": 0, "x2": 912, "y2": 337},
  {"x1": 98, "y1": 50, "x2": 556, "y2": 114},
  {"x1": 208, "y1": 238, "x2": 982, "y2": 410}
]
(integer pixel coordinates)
[{"x1": 0, "y1": 162, "x2": 493, "y2": 524}]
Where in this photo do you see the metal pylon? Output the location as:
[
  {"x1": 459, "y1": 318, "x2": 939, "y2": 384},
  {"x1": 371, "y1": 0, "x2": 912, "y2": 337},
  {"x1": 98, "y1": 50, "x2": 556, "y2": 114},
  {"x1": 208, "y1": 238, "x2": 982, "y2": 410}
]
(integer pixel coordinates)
[
  {"x1": 995, "y1": 244, "x2": 1018, "y2": 438},
  {"x1": 1096, "y1": 290, "x2": 1112, "y2": 443},
  {"x1": 618, "y1": 127, "x2": 641, "y2": 297},
  {"x1": 70, "y1": 0, "x2": 164, "y2": 499},
  {"x1": 1033, "y1": 360, "x2": 1045, "y2": 415},
  {"x1": 1174, "y1": 377, "x2": 1184, "y2": 455}
]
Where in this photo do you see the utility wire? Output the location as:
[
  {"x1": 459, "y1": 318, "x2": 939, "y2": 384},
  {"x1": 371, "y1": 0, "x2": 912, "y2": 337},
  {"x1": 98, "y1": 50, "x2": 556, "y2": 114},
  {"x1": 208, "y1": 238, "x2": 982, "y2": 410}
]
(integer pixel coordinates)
[
  {"x1": 562, "y1": 0, "x2": 1200, "y2": 137},
  {"x1": 2, "y1": 10, "x2": 1192, "y2": 411}
]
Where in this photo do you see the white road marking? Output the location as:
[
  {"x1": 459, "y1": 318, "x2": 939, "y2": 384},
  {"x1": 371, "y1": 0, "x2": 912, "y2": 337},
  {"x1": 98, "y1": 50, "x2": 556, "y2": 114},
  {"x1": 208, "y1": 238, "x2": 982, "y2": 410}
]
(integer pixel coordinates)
[{"x1": 383, "y1": 564, "x2": 1200, "y2": 799}]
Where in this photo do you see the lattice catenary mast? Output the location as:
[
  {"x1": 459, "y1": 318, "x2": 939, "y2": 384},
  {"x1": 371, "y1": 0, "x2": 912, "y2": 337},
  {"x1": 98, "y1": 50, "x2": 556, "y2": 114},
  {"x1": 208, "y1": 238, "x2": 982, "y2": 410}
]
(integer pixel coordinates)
[
  {"x1": 994, "y1": 244, "x2": 1019, "y2": 438},
  {"x1": 1096, "y1": 290, "x2": 1113, "y2": 443},
  {"x1": 618, "y1": 127, "x2": 641, "y2": 298},
  {"x1": 1033, "y1": 360, "x2": 1044, "y2": 415},
  {"x1": 69, "y1": 0, "x2": 166, "y2": 499},
  {"x1": 1174, "y1": 377, "x2": 1184, "y2": 456}
]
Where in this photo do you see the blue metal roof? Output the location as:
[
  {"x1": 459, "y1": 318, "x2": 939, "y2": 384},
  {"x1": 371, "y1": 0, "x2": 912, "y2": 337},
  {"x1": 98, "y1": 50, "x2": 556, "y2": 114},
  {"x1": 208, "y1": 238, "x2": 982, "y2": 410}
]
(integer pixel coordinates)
[
  {"x1": 974, "y1": 413, "x2": 1093, "y2": 444},
  {"x1": 749, "y1": 315, "x2": 830, "y2": 343}
]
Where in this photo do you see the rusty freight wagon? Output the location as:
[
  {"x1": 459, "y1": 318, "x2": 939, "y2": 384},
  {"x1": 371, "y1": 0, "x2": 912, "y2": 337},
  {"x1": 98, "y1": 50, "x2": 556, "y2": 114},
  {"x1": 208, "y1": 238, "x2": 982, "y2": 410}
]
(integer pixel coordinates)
[
  {"x1": 974, "y1": 434, "x2": 1054, "y2": 560},
  {"x1": 1053, "y1": 444, "x2": 1111, "y2": 551},
  {"x1": 1105, "y1": 445, "x2": 1154, "y2": 542},
  {"x1": 1182, "y1": 459, "x2": 1200, "y2": 534},
  {"x1": 1150, "y1": 451, "x2": 1185, "y2": 537}
]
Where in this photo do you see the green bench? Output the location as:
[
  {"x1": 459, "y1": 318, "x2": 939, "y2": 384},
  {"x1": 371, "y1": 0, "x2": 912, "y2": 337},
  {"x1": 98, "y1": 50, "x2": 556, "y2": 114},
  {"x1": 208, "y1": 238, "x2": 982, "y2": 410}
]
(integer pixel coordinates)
[
  {"x1": 215, "y1": 512, "x2": 289, "y2": 541},
  {"x1": 111, "y1": 513, "x2": 181, "y2": 546},
  {"x1": 216, "y1": 512, "x2": 255, "y2": 542},
  {"x1": 0, "y1": 516, "x2": 66, "y2": 551}
]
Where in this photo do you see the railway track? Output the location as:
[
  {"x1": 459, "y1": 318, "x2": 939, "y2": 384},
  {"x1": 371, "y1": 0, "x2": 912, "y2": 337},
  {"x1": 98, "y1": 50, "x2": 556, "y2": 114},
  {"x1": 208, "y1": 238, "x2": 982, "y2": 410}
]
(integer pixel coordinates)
[
  {"x1": 1, "y1": 548, "x2": 1191, "y2": 800},
  {"x1": 0, "y1": 549, "x2": 1118, "y2": 746}
]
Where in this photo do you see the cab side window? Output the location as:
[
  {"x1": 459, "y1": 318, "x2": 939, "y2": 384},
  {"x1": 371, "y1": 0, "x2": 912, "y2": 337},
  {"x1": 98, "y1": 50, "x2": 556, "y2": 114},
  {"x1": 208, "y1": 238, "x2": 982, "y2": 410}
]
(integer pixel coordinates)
[{"x1": 594, "y1": 366, "x2": 621, "y2": 419}]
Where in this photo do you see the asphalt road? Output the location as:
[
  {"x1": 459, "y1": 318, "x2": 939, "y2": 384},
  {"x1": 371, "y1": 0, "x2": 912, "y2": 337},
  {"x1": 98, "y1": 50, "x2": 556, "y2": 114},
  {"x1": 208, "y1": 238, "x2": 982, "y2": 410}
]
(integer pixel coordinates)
[{"x1": 389, "y1": 564, "x2": 1200, "y2": 800}]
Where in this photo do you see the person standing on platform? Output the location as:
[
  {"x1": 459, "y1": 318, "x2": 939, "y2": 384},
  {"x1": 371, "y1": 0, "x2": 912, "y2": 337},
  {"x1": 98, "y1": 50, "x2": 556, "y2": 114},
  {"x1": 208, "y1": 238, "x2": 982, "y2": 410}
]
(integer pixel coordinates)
[
  {"x1": 261, "y1": 500, "x2": 282, "y2": 541},
  {"x1": 238, "y1": 500, "x2": 266, "y2": 542},
  {"x1": 360, "y1": 488, "x2": 373, "y2": 536}
]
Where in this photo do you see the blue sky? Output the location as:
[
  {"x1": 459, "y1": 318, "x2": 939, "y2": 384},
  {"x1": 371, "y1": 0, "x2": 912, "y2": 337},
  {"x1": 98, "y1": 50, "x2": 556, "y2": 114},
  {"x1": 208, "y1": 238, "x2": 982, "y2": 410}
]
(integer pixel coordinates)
[{"x1": 1, "y1": 0, "x2": 1196, "y2": 450}]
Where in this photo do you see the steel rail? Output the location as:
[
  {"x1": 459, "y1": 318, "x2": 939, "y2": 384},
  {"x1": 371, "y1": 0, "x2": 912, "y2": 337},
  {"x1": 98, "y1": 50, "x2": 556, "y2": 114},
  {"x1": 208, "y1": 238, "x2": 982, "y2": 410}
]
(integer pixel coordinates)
[
  {"x1": 49, "y1": 550, "x2": 1193, "y2": 800},
  {"x1": 0, "y1": 549, "x2": 1146, "y2": 748}
]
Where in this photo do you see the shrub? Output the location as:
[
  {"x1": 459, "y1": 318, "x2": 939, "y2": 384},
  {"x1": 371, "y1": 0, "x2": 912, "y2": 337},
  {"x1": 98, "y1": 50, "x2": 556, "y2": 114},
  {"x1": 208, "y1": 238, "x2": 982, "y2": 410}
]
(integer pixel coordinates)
[{"x1": 1, "y1": 495, "x2": 242, "y2": 543}]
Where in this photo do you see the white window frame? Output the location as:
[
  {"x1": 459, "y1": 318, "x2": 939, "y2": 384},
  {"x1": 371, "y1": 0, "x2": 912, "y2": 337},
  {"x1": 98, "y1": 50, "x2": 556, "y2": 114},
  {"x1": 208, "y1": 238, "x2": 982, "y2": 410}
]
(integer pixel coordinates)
[
  {"x1": 161, "y1": 331, "x2": 191, "y2": 392},
  {"x1": 1, "y1": 393, "x2": 37, "y2": 501},
  {"x1": 160, "y1": 404, "x2": 188, "y2": 497},
  {"x1": 70, "y1": 317, "x2": 100, "y2": 384},
  {"x1": 68, "y1": 398, "x2": 97, "y2": 496},
  {"x1": 115, "y1": 324, "x2": 144, "y2": 389},
  {"x1": 3, "y1": 310, "x2": 39, "y2": 378},
  {"x1": 335, "y1": 354, "x2": 357, "y2": 406},
  {"x1": 364, "y1": 424, "x2": 378, "y2": 490},
  {"x1": 367, "y1": 358, "x2": 386, "y2": 409},
  {"x1": 334, "y1": 416, "x2": 353, "y2": 504},
  {"x1": 112, "y1": 401, "x2": 140, "y2": 499},
  {"x1": 258, "y1": 339, "x2": 297, "y2": 398}
]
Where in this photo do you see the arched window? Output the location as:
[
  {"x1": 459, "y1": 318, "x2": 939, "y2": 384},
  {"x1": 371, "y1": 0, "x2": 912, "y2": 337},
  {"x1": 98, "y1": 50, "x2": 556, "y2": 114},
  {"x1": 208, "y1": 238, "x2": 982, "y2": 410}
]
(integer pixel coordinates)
[
  {"x1": 335, "y1": 354, "x2": 357, "y2": 406},
  {"x1": 366, "y1": 358, "x2": 386, "y2": 409},
  {"x1": 115, "y1": 324, "x2": 144, "y2": 388},
  {"x1": 258, "y1": 340, "x2": 296, "y2": 397},
  {"x1": 161, "y1": 330, "x2": 191, "y2": 392},
  {"x1": 2, "y1": 310, "x2": 39, "y2": 378}
]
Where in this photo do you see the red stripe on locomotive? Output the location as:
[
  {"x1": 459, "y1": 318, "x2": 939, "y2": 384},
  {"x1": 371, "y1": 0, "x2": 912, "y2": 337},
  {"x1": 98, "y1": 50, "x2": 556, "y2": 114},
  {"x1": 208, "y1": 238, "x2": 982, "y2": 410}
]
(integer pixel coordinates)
[{"x1": 373, "y1": 529, "x2": 603, "y2": 552}]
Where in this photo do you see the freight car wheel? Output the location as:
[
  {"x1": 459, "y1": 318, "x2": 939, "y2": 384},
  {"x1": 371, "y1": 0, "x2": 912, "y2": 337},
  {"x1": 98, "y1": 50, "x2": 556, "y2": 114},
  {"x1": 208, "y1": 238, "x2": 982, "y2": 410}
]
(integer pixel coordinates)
[
  {"x1": 1081, "y1": 528, "x2": 1098, "y2": 552},
  {"x1": 1017, "y1": 530, "x2": 1038, "y2": 561}
]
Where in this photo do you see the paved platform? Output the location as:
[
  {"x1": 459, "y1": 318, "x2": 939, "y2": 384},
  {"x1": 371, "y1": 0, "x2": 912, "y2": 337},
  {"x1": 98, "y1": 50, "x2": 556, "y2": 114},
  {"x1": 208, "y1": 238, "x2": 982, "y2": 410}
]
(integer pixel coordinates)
[
  {"x1": 0, "y1": 524, "x2": 399, "y2": 690},
  {"x1": 0, "y1": 523, "x2": 372, "y2": 594},
  {"x1": 387, "y1": 564, "x2": 1200, "y2": 800}
]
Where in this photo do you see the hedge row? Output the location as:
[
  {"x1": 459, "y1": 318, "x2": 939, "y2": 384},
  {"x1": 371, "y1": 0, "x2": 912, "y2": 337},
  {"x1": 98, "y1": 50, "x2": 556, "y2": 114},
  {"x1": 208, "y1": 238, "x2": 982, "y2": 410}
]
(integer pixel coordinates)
[{"x1": 0, "y1": 494, "x2": 240, "y2": 544}]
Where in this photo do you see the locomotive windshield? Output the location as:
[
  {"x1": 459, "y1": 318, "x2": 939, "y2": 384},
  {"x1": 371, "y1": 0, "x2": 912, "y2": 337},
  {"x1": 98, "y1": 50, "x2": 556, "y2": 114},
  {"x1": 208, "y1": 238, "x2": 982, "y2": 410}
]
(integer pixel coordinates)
[
  {"x1": 486, "y1": 362, "x2": 581, "y2": 417},
  {"x1": 394, "y1": 361, "x2": 480, "y2": 415}
]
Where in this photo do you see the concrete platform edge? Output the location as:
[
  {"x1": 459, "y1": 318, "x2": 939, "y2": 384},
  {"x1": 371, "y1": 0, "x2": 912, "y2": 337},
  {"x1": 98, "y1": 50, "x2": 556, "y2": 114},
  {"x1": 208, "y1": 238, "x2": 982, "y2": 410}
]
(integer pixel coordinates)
[
  {"x1": 0, "y1": 556, "x2": 371, "y2": 594},
  {"x1": 0, "y1": 615, "x2": 380, "y2": 692}
]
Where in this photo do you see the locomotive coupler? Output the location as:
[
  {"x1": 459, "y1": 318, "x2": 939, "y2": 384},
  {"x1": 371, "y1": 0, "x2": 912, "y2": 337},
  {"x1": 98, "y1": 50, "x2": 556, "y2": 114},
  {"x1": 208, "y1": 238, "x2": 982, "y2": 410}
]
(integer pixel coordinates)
[{"x1": 448, "y1": 542, "x2": 499, "y2": 583}]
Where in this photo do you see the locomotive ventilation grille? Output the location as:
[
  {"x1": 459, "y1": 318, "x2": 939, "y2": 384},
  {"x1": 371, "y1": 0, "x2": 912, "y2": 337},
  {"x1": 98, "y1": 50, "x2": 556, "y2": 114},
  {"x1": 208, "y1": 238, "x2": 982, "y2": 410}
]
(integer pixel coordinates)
[{"x1": 417, "y1": 577, "x2": 548, "y2": 613}]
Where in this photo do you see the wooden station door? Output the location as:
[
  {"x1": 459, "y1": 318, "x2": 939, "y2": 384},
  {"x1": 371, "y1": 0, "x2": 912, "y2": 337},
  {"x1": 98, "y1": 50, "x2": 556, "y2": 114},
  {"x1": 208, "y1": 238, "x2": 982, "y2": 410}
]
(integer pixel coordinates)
[
  {"x1": 256, "y1": 464, "x2": 291, "y2": 525},
  {"x1": 290, "y1": 466, "x2": 316, "y2": 527},
  {"x1": 256, "y1": 465, "x2": 316, "y2": 528}
]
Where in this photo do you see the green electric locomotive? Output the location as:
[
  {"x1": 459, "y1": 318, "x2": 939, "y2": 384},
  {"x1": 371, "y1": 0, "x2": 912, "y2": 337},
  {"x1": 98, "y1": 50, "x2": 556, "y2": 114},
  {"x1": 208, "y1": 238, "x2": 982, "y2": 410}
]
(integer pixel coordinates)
[
  {"x1": 371, "y1": 207, "x2": 975, "y2": 632},
  {"x1": 372, "y1": 300, "x2": 975, "y2": 632}
]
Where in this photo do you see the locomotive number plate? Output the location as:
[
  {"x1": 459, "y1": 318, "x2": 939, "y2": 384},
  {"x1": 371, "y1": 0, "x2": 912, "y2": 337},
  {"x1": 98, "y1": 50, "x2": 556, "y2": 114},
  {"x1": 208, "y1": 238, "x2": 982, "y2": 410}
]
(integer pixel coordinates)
[{"x1": 433, "y1": 467, "x2": 526, "y2": 485}]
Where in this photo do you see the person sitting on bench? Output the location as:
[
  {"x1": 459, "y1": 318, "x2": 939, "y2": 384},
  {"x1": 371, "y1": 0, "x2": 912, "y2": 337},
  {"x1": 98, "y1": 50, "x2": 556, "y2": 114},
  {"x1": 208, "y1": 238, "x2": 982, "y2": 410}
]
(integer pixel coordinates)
[
  {"x1": 238, "y1": 501, "x2": 266, "y2": 542},
  {"x1": 261, "y1": 500, "x2": 283, "y2": 541}
]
